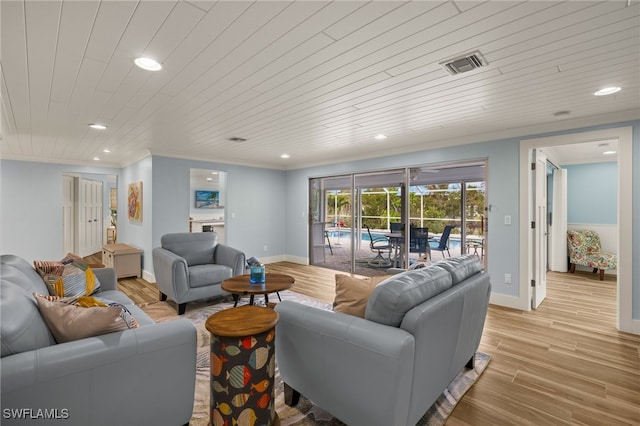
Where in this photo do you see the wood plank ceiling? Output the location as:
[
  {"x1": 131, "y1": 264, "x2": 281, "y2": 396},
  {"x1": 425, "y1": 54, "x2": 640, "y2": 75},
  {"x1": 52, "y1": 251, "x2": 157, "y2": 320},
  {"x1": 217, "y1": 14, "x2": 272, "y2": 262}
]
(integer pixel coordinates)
[{"x1": 1, "y1": 1, "x2": 639, "y2": 169}]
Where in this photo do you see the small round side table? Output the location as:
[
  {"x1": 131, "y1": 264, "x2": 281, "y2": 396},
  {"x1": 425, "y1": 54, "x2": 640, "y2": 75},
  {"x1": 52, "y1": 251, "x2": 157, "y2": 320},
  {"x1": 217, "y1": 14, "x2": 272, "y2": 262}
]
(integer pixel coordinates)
[{"x1": 205, "y1": 306, "x2": 280, "y2": 426}]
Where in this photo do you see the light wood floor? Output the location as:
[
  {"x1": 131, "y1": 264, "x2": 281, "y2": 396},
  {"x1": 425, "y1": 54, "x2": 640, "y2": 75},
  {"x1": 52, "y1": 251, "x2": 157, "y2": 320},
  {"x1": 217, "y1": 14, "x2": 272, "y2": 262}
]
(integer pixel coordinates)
[{"x1": 112, "y1": 261, "x2": 639, "y2": 425}]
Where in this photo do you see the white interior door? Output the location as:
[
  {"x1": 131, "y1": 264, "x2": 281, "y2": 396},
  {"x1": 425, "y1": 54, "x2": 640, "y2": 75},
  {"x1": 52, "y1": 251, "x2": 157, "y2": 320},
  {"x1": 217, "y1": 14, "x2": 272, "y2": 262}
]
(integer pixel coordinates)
[
  {"x1": 549, "y1": 168, "x2": 568, "y2": 272},
  {"x1": 62, "y1": 175, "x2": 75, "y2": 256},
  {"x1": 532, "y1": 149, "x2": 548, "y2": 309},
  {"x1": 78, "y1": 178, "x2": 103, "y2": 257}
]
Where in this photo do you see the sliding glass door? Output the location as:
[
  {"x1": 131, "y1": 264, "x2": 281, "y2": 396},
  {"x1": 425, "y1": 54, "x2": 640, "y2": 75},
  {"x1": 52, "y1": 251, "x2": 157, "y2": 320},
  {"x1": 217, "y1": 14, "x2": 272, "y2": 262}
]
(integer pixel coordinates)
[
  {"x1": 309, "y1": 175, "x2": 352, "y2": 267},
  {"x1": 464, "y1": 181, "x2": 486, "y2": 262},
  {"x1": 407, "y1": 164, "x2": 487, "y2": 264},
  {"x1": 354, "y1": 170, "x2": 407, "y2": 274},
  {"x1": 309, "y1": 170, "x2": 407, "y2": 276},
  {"x1": 309, "y1": 161, "x2": 487, "y2": 275}
]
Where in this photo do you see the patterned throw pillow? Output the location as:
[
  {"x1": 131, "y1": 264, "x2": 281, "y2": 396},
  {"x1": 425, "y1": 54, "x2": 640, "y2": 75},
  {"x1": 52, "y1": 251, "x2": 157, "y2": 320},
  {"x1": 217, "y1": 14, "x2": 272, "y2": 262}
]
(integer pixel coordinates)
[
  {"x1": 35, "y1": 253, "x2": 102, "y2": 298},
  {"x1": 33, "y1": 259, "x2": 65, "y2": 277},
  {"x1": 33, "y1": 293, "x2": 139, "y2": 343}
]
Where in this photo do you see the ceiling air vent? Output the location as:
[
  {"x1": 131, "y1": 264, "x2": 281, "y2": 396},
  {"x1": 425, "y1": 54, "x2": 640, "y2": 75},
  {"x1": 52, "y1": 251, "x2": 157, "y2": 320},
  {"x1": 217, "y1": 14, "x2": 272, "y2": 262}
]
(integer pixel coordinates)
[
  {"x1": 226, "y1": 137, "x2": 247, "y2": 142},
  {"x1": 440, "y1": 51, "x2": 487, "y2": 76}
]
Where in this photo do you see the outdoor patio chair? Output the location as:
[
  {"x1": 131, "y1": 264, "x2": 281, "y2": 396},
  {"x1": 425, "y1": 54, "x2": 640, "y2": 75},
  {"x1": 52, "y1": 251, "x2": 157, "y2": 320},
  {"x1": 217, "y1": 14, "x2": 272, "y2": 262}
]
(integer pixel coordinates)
[
  {"x1": 430, "y1": 225, "x2": 453, "y2": 258},
  {"x1": 390, "y1": 222, "x2": 405, "y2": 232},
  {"x1": 409, "y1": 227, "x2": 430, "y2": 261},
  {"x1": 324, "y1": 230, "x2": 333, "y2": 255},
  {"x1": 387, "y1": 223, "x2": 405, "y2": 261},
  {"x1": 366, "y1": 226, "x2": 392, "y2": 268}
]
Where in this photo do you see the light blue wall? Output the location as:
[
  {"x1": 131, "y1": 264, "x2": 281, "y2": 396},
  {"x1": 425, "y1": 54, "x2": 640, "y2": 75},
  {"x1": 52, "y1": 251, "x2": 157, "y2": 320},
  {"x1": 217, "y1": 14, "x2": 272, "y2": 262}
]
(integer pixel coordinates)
[
  {"x1": 128, "y1": 155, "x2": 287, "y2": 275},
  {"x1": 564, "y1": 162, "x2": 617, "y2": 224},
  {"x1": 0, "y1": 160, "x2": 120, "y2": 260},
  {"x1": 151, "y1": 156, "x2": 286, "y2": 268},
  {"x1": 120, "y1": 157, "x2": 153, "y2": 272}
]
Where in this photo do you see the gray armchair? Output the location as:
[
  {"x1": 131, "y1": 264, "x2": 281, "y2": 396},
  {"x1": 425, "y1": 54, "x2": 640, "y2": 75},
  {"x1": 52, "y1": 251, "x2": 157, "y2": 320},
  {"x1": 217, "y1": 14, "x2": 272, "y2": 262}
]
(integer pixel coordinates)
[{"x1": 152, "y1": 232, "x2": 245, "y2": 314}]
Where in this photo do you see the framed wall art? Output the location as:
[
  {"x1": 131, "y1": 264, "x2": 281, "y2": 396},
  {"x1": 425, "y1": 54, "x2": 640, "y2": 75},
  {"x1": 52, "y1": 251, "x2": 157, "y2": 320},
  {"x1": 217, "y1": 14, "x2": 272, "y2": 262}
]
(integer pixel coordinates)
[
  {"x1": 195, "y1": 190, "x2": 220, "y2": 208},
  {"x1": 128, "y1": 181, "x2": 142, "y2": 222}
]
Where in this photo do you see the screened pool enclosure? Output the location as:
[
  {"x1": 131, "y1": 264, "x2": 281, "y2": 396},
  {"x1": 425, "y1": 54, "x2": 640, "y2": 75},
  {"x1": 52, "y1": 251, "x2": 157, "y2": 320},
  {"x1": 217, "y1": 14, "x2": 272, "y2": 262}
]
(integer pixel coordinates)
[{"x1": 309, "y1": 162, "x2": 487, "y2": 276}]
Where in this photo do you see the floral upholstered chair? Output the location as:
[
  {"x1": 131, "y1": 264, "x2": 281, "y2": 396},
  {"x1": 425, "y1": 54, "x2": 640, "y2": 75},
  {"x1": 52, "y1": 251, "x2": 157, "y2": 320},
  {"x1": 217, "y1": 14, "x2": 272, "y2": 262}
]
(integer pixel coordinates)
[{"x1": 567, "y1": 230, "x2": 617, "y2": 280}]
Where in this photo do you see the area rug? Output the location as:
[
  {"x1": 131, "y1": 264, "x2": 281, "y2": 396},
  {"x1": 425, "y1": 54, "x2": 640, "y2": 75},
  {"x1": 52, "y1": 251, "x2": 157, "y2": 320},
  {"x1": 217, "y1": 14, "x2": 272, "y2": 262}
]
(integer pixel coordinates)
[{"x1": 140, "y1": 291, "x2": 490, "y2": 426}]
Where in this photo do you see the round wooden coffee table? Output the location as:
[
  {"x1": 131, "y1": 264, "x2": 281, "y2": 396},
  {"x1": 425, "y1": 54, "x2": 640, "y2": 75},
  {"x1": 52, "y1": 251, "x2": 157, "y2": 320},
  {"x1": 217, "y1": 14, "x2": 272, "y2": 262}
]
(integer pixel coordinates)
[{"x1": 222, "y1": 273, "x2": 295, "y2": 307}]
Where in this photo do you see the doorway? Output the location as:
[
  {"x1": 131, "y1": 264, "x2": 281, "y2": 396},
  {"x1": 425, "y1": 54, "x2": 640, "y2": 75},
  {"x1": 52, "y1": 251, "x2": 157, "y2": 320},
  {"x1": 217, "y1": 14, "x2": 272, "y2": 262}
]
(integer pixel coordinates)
[
  {"x1": 520, "y1": 126, "x2": 635, "y2": 333},
  {"x1": 533, "y1": 143, "x2": 619, "y2": 309},
  {"x1": 62, "y1": 173, "x2": 117, "y2": 258},
  {"x1": 190, "y1": 169, "x2": 226, "y2": 243}
]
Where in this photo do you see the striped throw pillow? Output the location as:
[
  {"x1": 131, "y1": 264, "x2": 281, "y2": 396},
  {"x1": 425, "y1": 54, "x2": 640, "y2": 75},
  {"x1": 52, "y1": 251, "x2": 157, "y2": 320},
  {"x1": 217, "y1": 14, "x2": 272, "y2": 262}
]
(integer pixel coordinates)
[{"x1": 36, "y1": 254, "x2": 102, "y2": 298}]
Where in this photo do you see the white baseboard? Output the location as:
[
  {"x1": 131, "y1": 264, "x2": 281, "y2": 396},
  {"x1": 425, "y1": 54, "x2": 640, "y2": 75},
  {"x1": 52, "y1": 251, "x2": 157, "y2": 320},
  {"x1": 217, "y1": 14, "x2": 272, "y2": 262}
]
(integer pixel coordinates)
[
  {"x1": 260, "y1": 255, "x2": 290, "y2": 264},
  {"x1": 490, "y1": 292, "x2": 530, "y2": 311},
  {"x1": 573, "y1": 265, "x2": 617, "y2": 275},
  {"x1": 276, "y1": 255, "x2": 308, "y2": 265},
  {"x1": 620, "y1": 319, "x2": 640, "y2": 335},
  {"x1": 142, "y1": 269, "x2": 155, "y2": 284}
]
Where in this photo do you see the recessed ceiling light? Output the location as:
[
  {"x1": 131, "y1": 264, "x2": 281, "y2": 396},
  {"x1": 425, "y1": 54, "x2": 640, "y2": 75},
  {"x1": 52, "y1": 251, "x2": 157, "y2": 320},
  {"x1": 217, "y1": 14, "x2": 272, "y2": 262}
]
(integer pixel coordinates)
[
  {"x1": 206, "y1": 177, "x2": 213, "y2": 181},
  {"x1": 93, "y1": 157, "x2": 100, "y2": 161},
  {"x1": 281, "y1": 154, "x2": 290, "y2": 159},
  {"x1": 603, "y1": 150, "x2": 617, "y2": 155},
  {"x1": 103, "y1": 149, "x2": 111, "y2": 153},
  {"x1": 594, "y1": 86, "x2": 621, "y2": 96},
  {"x1": 89, "y1": 123, "x2": 107, "y2": 130},
  {"x1": 211, "y1": 171, "x2": 218, "y2": 175},
  {"x1": 134, "y1": 57, "x2": 162, "y2": 71},
  {"x1": 374, "y1": 134, "x2": 387, "y2": 140}
]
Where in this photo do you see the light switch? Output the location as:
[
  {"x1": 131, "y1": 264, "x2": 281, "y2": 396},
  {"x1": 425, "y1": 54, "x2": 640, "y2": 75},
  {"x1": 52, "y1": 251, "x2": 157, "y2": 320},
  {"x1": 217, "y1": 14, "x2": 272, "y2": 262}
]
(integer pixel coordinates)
[{"x1": 504, "y1": 215, "x2": 511, "y2": 225}]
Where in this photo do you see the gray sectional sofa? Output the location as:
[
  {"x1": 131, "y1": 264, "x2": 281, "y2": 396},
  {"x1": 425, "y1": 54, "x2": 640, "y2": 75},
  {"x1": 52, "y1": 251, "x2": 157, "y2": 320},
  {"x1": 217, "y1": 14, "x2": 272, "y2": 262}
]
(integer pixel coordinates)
[
  {"x1": 275, "y1": 255, "x2": 491, "y2": 426},
  {"x1": 0, "y1": 254, "x2": 197, "y2": 426}
]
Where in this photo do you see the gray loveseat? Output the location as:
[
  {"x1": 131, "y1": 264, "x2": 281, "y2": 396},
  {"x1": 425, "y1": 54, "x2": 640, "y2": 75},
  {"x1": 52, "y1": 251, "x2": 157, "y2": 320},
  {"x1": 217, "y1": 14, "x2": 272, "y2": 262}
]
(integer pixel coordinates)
[
  {"x1": 275, "y1": 255, "x2": 491, "y2": 426},
  {"x1": 152, "y1": 232, "x2": 245, "y2": 314},
  {"x1": 0, "y1": 254, "x2": 197, "y2": 426}
]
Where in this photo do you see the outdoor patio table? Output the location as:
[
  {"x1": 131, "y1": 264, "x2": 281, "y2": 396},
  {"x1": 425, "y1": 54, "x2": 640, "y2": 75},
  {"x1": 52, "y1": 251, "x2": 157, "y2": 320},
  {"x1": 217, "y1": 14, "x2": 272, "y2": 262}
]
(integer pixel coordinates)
[{"x1": 385, "y1": 232, "x2": 404, "y2": 268}]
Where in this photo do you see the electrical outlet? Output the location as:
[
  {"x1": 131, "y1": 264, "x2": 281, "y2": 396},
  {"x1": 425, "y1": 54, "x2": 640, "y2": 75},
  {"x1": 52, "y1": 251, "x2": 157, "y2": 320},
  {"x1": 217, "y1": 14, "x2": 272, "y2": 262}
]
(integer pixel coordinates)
[
  {"x1": 263, "y1": 245, "x2": 268, "y2": 252},
  {"x1": 504, "y1": 273, "x2": 512, "y2": 284}
]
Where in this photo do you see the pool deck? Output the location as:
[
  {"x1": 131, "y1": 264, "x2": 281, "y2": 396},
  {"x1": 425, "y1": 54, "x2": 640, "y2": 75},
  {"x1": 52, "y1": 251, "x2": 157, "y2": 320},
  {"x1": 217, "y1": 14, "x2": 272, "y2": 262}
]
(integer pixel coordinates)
[{"x1": 315, "y1": 232, "x2": 483, "y2": 277}]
